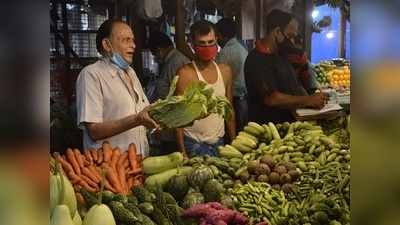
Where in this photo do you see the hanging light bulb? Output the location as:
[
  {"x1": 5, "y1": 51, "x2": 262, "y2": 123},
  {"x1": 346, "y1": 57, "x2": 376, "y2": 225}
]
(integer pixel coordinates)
[
  {"x1": 312, "y1": 10, "x2": 319, "y2": 19},
  {"x1": 326, "y1": 31, "x2": 335, "y2": 39}
]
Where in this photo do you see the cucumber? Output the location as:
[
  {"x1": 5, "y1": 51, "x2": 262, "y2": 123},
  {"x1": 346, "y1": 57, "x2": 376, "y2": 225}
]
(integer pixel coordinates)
[
  {"x1": 142, "y1": 152, "x2": 184, "y2": 175},
  {"x1": 145, "y1": 167, "x2": 193, "y2": 190}
]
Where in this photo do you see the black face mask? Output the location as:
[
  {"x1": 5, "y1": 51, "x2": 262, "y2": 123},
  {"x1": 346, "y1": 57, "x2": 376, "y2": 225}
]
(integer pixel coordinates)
[{"x1": 277, "y1": 31, "x2": 293, "y2": 49}]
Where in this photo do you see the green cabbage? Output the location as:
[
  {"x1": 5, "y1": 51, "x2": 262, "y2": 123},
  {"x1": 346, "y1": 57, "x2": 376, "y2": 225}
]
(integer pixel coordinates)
[{"x1": 149, "y1": 76, "x2": 233, "y2": 129}]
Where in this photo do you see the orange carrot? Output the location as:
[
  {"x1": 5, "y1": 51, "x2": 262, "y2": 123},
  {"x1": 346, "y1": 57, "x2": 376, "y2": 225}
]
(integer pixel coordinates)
[
  {"x1": 128, "y1": 143, "x2": 138, "y2": 170},
  {"x1": 88, "y1": 165, "x2": 102, "y2": 182},
  {"x1": 81, "y1": 174, "x2": 98, "y2": 189},
  {"x1": 87, "y1": 148, "x2": 97, "y2": 163},
  {"x1": 127, "y1": 167, "x2": 143, "y2": 176},
  {"x1": 66, "y1": 148, "x2": 81, "y2": 175},
  {"x1": 83, "y1": 149, "x2": 93, "y2": 165},
  {"x1": 111, "y1": 148, "x2": 122, "y2": 171},
  {"x1": 117, "y1": 151, "x2": 128, "y2": 174},
  {"x1": 119, "y1": 151, "x2": 128, "y2": 166},
  {"x1": 117, "y1": 163, "x2": 128, "y2": 194},
  {"x1": 78, "y1": 179, "x2": 96, "y2": 192},
  {"x1": 123, "y1": 157, "x2": 130, "y2": 169},
  {"x1": 103, "y1": 165, "x2": 123, "y2": 193},
  {"x1": 53, "y1": 152, "x2": 74, "y2": 175},
  {"x1": 102, "y1": 142, "x2": 113, "y2": 163},
  {"x1": 67, "y1": 171, "x2": 82, "y2": 184},
  {"x1": 97, "y1": 148, "x2": 104, "y2": 165},
  {"x1": 73, "y1": 148, "x2": 84, "y2": 168},
  {"x1": 104, "y1": 179, "x2": 117, "y2": 193},
  {"x1": 82, "y1": 167, "x2": 100, "y2": 183}
]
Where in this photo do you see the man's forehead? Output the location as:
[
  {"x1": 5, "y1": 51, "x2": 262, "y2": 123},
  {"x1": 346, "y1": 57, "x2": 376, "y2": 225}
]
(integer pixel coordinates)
[
  {"x1": 111, "y1": 22, "x2": 134, "y2": 37},
  {"x1": 194, "y1": 30, "x2": 216, "y2": 41}
]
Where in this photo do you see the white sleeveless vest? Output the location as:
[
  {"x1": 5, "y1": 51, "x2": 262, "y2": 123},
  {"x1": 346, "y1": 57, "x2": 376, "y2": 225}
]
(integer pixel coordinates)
[{"x1": 183, "y1": 61, "x2": 226, "y2": 144}]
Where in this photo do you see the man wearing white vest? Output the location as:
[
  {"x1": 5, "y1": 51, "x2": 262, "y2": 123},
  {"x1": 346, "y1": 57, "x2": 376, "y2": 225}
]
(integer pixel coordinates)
[{"x1": 175, "y1": 20, "x2": 236, "y2": 158}]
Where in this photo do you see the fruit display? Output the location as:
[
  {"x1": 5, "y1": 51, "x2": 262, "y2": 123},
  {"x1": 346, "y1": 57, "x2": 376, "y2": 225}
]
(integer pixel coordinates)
[
  {"x1": 313, "y1": 60, "x2": 351, "y2": 90},
  {"x1": 326, "y1": 66, "x2": 351, "y2": 90},
  {"x1": 52, "y1": 118, "x2": 350, "y2": 225}
]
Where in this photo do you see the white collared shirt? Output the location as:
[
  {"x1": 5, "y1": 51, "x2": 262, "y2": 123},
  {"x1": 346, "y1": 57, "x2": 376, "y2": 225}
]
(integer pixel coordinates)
[{"x1": 76, "y1": 58, "x2": 150, "y2": 156}]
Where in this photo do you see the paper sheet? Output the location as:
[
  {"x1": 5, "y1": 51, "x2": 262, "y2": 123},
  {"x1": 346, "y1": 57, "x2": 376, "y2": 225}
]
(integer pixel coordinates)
[{"x1": 296, "y1": 104, "x2": 343, "y2": 116}]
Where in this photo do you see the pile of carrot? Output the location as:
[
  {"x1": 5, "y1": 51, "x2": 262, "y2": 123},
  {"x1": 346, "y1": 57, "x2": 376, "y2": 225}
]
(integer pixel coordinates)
[{"x1": 53, "y1": 141, "x2": 143, "y2": 196}]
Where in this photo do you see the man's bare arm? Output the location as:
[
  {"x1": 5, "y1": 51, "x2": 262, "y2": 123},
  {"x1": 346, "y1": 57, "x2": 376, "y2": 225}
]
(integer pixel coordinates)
[
  {"x1": 85, "y1": 106, "x2": 158, "y2": 141},
  {"x1": 264, "y1": 91, "x2": 326, "y2": 109}
]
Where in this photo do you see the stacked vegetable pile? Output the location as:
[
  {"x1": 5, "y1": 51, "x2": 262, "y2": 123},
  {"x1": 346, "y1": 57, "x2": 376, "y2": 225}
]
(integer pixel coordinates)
[
  {"x1": 257, "y1": 121, "x2": 350, "y2": 173},
  {"x1": 51, "y1": 141, "x2": 144, "y2": 198},
  {"x1": 81, "y1": 184, "x2": 185, "y2": 225},
  {"x1": 285, "y1": 191, "x2": 350, "y2": 225},
  {"x1": 229, "y1": 182, "x2": 288, "y2": 225},
  {"x1": 149, "y1": 76, "x2": 233, "y2": 129}
]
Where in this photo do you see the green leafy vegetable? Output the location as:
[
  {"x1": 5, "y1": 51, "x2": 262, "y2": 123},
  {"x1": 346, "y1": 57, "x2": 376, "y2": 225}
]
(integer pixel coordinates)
[{"x1": 149, "y1": 77, "x2": 233, "y2": 129}]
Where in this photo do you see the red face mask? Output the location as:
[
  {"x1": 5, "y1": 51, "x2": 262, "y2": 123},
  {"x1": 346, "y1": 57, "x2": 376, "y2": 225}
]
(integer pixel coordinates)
[{"x1": 193, "y1": 45, "x2": 218, "y2": 61}]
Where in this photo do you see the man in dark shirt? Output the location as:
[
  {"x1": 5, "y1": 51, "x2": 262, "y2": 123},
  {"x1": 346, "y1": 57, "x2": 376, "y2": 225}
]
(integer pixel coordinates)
[{"x1": 244, "y1": 9, "x2": 327, "y2": 124}]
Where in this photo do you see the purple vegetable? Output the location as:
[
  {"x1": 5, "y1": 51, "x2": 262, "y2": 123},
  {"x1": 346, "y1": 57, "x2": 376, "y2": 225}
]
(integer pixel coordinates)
[
  {"x1": 214, "y1": 220, "x2": 228, "y2": 225},
  {"x1": 183, "y1": 204, "x2": 213, "y2": 217},
  {"x1": 200, "y1": 218, "x2": 213, "y2": 225},
  {"x1": 184, "y1": 202, "x2": 249, "y2": 225},
  {"x1": 206, "y1": 202, "x2": 225, "y2": 210}
]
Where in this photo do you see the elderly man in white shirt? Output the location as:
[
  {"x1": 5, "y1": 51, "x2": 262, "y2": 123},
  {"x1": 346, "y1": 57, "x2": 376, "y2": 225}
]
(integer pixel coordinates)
[{"x1": 76, "y1": 19, "x2": 159, "y2": 156}]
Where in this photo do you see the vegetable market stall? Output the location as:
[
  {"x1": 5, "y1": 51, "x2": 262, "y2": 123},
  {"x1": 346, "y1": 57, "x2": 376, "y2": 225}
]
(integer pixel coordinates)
[{"x1": 50, "y1": 118, "x2": 350, "y2": 225}]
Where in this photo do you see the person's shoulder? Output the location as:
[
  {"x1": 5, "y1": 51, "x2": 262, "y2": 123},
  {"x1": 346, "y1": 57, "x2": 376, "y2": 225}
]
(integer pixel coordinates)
[
  {"x1": 217, "y1": 63, "x2": 233, "y2": 80},
  {"x1": 79, "y1": 59, "x2": 105, "y2": 76},
  {"x1": 217, "y1": 63, "x2": 231, "y2": 73},
  {"x1": 176, "y1": 63, "x2": 196, "y2": 79}
]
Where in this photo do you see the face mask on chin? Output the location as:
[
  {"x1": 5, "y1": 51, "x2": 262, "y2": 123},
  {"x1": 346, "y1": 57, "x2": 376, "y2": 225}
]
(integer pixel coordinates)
[
  {"x1": 107, "y1": 39, "x2": 130, "y2": 70},
  {"x1": 193, "y1": 44, "x2": 218, "y2": 61}
]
